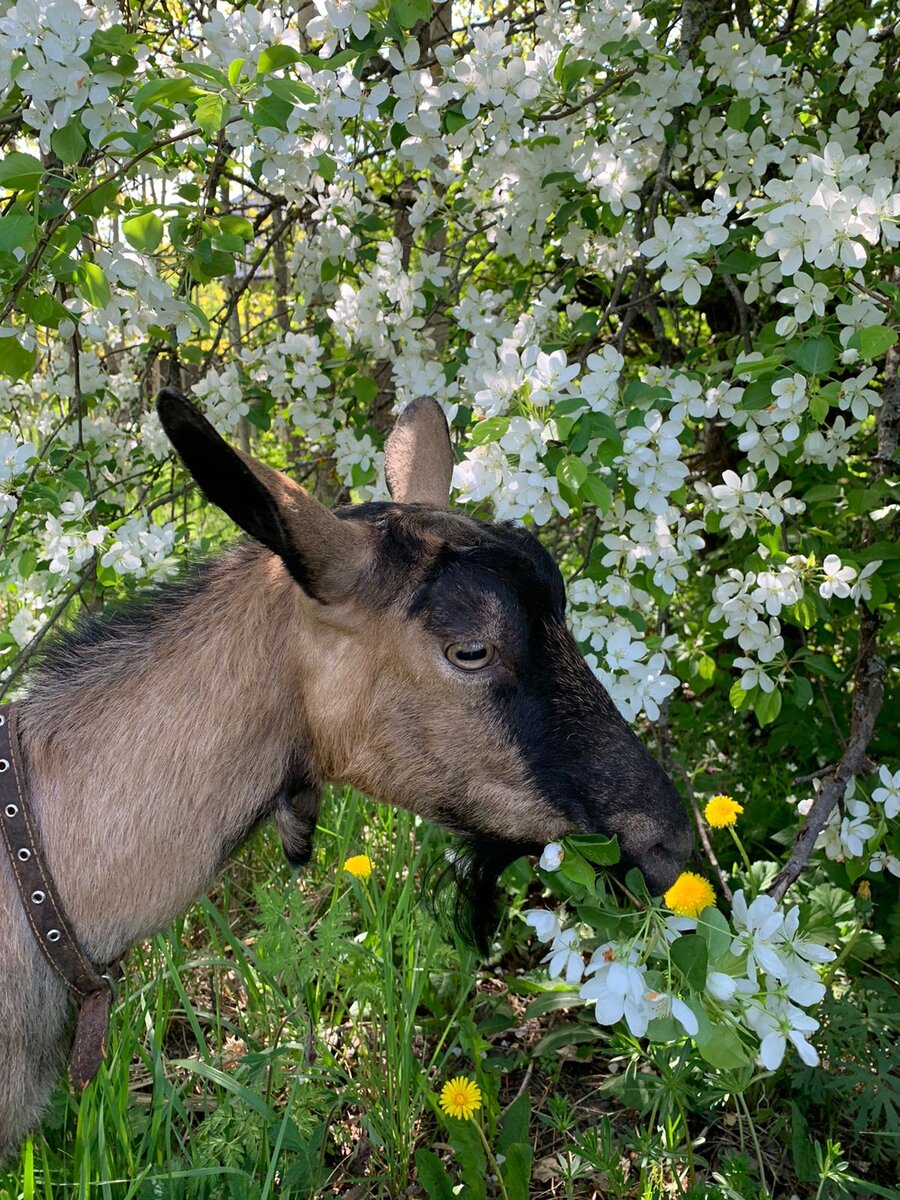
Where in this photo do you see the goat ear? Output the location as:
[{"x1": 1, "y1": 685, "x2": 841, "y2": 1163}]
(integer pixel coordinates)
[
  {"x1": 156, "y1": 388, "x2": 362, "y2": 601},
  {"x1": 384, "y1": 396, "x2": 454, "y2": 506}
]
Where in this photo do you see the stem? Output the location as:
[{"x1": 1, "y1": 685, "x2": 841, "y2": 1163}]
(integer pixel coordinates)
[
  {"x1": 673, "y1": 760, "x2": 734, "y2": 903},
  {"x1": 729, "y1": 827, "x2": 754, "y2": 878},
  {"x1": 476, "y1": 1119, "x2": 511, "y2": 1200},
  {"x1": 823, "y1": 918, "x2": 864, "y2": 988},
  {"x1": 735, "y1": 1091, "x2": 767, "y2": 1195}
]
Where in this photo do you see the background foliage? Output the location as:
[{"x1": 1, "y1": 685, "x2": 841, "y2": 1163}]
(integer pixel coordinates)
[{"x1": 0, "y1": 0, "x2": 898, "y2": 1195}]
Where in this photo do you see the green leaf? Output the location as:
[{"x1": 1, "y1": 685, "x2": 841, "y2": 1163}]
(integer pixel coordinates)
[
  {"x1": 803, "y1": 651, "x2": 844, "y2": 681},
  {"x1": 581, "y1": 411, "x2": 623, "y2": 446},
  {"x1": 447, "y1": 1119, "x2": 487, "y2": 1200},
  {"x1": 257, "y1": 44, "x2": 304, "y2": 74},
  {"x1": 51, "y1": 123, "x2": 87, "y2": 165},
  {"x1": 469, "y1": 417, "x2": 508, "y2": 446},
  {"x1": 0, "y1": 332, "x2": 38, "y2": 380},
  {"x1": 211, "y1": 233, "x2": 243, "y2": 253},
  {"x1": 729, "y1": 679, "x2": 749, "y2": 711},
  {"x1": 169, "y1": 1059, "x2": 276, "y2": 1120},
  {"x1": 393, "y1": 0, "x2": 431, "y2": 29},
  {"x1": 265, "y1": 76, "x2": 318, "y2": 105},
  {"x1": 315, "y1": 152, "x2": 336, "y2": 182},
  {"x1": 730, "y1": 353, "x2": 783, "y2": 379},
  {"x1": 17, "y1": 549, "x2": 38, "y2": 578},
  {"x1": 624, "y1": 867, "x2": 650, "y2": 900},
  {"x1": 252, "y1": 91, "x2": 293, "y2": 131},
  {"x1": 219, "y1": 214, "x2": 254, "y2": 241},
  {"x1": 694, "y1": 652, "x2": 717, "y2": 689},
  {"x1": 21, "y1": 291, "x2": 69, "y2": 329},
  {"x1": 557, "y1": 454, "x2": 588, "y2": 491},
  {"x1": 557, "y1": 847, "x2": 596, "y2": 889},
  {"x1": 792, "y1": 675, "x2": 813, "y2": 708},
  {"x1": 808, "y1": 389, "x2": 830, "y2": 423},
  {"x1": 697, "y1": 906, "x2": 731, "y2": 961},
  {"x1": 195, "y1": 92, "x2": 227, "y2": 138},
  {"x1": 122, "y1": 211, "x2": 164, "y2": 253},
  {"x1": 581, "y1": 473, "x2": 612, "y2": 512},
  {"x1": 853, "y1": 324, "x2": 898, "y2": 361},
  {"x1": 753, "y1": 686, "x2": 782, "y2": 727},
  {"x1": 696, "y1": 1026, "x2": 750, "y2": 1071},
  {"x1": 73, "y1": 261, "x2": 112, "y2": 309},
  {"x1": 134, "y1": 76, "x2": 200, "y2": 116},
  {"x1": 353, "y1": 375, "x2": 377, "y2": 405},
  {"x1": 0, "y1": 152, "x2": 44, "y2": 191},
  {"x1": 567, "y1": 833, "x2": 620, "y2": 867},
  {"x1": 788, "y1": 336, "x2": 835, "y2": 376},
  {"x1": 670, "y1": 932, "x2": 709, "y2": 991},
  {"x1": 742, "y1": 379, "x2": 775, "y2": 410},
  {"x1": 190, "y1": 239, "x2": 235, "y2": 281},
  {"x1": 500, "y1": 1143, "x2": 533, "y2": 1200},
  {"x1": 227, "y1": 57, "x2": 245, "y2": 85},
  {"x1": 498, "y1": 1094, "x2": 531, "y2": 1154},
  {"x1": 74, "y1": 178, "x2": 118, "y2": 216},
  {"x1": 560, "y1": 58, "x2": 597, "y2": 93},
  {"x1": 443, "y1": 106, "x2": 469, "y2": 135},
  {"x1": 785, "y1": 594, "x2": 817, "y2": 630},
  {"x1": 726, "y1": 98, "x2": 751, "y2": 130},
  {"x1": 0, "y1": 212, "x2": 36, "y2": 252},
  {"x1": 414, "y1": 1150, "x2": 455, "y2": 1200}
]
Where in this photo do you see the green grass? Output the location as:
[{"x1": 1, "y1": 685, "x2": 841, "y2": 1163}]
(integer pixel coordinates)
[
  {"x1": 1, "y1": 784, "x2": 898, "y2": 1200},
  {"x1": 1, "y1": 789, "x2": 480, "y2": 1199}
]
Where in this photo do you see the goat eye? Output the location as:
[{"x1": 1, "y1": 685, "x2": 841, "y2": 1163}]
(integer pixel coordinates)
[{"x1": 445, "y1": 641, "x2": 496, "y2": 670}]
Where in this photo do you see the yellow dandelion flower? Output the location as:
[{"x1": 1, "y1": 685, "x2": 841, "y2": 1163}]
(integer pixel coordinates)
[
  {"x1": 343, "y1": 854, "x2": 373, "y2": 880},
  {"x1": 438, "y1": 1076, "x2": 482, "y2": 1121},
  {"x1": 664, "y1": 871, "x2": 716, "y2": 918},
  {"x1": 704, "y1": 794, "x2": 744, "y2": 829}
]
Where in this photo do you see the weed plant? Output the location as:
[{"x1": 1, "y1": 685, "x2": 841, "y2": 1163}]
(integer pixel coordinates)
[{"x1": 1, "y1": 775, "x2": 897, "y2": 1199}]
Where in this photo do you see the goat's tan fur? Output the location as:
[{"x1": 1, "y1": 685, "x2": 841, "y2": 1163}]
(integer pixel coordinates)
[
  {"x1": 1, "y1": 393, "x2": 689, "y2": 1158},
  {"x1": 1, "y1": 526, "x2": 567, "y2": 1155}
]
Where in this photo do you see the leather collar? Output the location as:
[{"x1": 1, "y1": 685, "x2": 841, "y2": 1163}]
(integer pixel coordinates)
[{"x1": 0, "y1": 704, "x2": 116, "y2": 1089}]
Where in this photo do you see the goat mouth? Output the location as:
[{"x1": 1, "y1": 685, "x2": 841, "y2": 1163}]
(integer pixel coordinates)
[{"x1": 615, "y1": 844, "x2": 688, "y2": 898}]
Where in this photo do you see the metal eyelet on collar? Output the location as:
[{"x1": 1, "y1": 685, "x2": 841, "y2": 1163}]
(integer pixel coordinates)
[
  {"x1": 0, "y1": 759, "x2": 9, "y2": 773},
  {"x1": 17, "y1": 848, "x2": 31, "y2": 861},
  {"x1": 0, "y1": 714, "x2": 6, "y2": 726},
  {"x1": 31, "y1": 890, "x2": 45, "y2": 905},
  {"x1": 4, "y1": 803, "x2": 17, "y2": 818},
  {"x1": 47, "y1": 929, "x2": 61, "y2": 943}
]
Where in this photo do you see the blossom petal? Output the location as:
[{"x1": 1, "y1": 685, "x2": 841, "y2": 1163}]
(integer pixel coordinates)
[{"x1": 759, "y1": 1031, "x2": 787, "y2": 1071}]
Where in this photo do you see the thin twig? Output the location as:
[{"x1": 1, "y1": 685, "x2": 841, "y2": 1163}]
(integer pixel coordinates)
[{"x1": 0, "y1": 576, "x2": 88, "y2": 701}]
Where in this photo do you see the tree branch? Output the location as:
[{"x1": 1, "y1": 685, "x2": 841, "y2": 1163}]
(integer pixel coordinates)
[{"x1": 768, "y1": 621, "x2": 885, "y2": 903}]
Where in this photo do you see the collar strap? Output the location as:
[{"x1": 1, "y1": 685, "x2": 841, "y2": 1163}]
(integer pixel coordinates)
[{"x1": 0, "y1": 704, "x2": 115, "y2": 1088}]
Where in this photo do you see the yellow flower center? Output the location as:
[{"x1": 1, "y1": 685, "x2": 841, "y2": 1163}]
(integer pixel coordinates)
[
  {"x1": 343, "y1": 854, "x2": 373, "y2": 879},
  {"x1": 704, "y1": 794, "x2": 744, "y2": 828},
  {"x1": 438, "y1": 1076, "x2": 482, "y2": 1120},
  {"x1": 664, "y1": 871, "x2": 716, "y2": 918}
]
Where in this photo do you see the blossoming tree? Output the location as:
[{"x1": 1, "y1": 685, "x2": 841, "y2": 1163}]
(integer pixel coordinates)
[{"x1": 0, "y1": 0, "x2": 898, "y2": 1157}]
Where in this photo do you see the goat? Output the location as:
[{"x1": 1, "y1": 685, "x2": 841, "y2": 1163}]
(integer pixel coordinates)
[{"x1": 0, "y1": 390, "x2": 692, "y2": 1157}]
